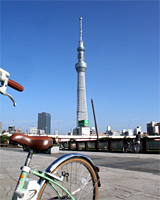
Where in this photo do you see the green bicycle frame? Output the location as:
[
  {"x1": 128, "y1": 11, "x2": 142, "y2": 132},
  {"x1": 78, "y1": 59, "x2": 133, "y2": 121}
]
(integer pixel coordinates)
[
  {"x1": 13, "y1": 152, "x2": 100, "y2": 200},
  {"x1": 13, "y1": 168, "x2": 75, "y2": 200},
  {"x1": 32, "y1": 169, "x2": 75, "y2": 200}
]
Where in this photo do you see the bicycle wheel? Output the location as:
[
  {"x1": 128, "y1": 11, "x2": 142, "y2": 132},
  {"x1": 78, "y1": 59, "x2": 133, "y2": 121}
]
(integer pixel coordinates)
[
  {"x1": 134, "y1": 143, "x2": 139, "y2": 153},
  {"x1": 38, "y1": 156, "x2": 99, "y2": 200}
]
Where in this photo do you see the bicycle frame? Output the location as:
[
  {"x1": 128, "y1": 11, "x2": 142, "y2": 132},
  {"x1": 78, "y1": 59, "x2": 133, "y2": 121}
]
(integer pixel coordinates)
[
  {"x1": 32, "y1": 170, "x2": 75, "y2": 199},
  {"x1": 12, "y1": 152, "x2": 76, "y2": 200},
  {"x1": 12, "y1": 152, "x2": 100, "y2": 200},
  {"x1": 128, "y1": 142, "x2": 135, "y2": 150}
]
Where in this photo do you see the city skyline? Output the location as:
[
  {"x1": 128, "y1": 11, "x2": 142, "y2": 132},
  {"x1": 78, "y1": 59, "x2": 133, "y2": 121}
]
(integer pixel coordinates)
[{"x1": 0, "y1": 1, "x2": 159, "y2": 134}]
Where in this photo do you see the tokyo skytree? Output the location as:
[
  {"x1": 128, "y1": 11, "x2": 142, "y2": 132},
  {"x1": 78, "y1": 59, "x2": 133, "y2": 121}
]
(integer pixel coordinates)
[{"x1": 75, "y1": 17, "x2": 88, "y2": 127}]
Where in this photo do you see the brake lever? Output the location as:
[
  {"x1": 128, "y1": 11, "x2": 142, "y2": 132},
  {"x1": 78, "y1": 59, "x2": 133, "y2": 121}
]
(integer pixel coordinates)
[
  {"x1": 0, "y1": 68, "x2": 16, "y2": 106},
  {"x1": 1, "y1": 91, "x2": 16, "y2": 106}
]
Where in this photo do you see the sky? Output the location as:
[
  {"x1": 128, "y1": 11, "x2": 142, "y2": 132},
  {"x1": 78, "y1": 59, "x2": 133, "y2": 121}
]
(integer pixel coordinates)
[{"x1": 0, "y1": 0, "x2": 159, "y2": 134}]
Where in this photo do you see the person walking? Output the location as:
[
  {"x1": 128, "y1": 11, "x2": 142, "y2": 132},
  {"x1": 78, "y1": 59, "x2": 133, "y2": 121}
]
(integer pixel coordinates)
[{"x1": 135, "y1": 131, "x2": 141, "y2": 153}]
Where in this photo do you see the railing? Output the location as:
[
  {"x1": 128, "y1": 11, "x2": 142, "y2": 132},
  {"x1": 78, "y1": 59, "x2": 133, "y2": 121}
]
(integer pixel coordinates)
[{"x1": 60, "y1": 137, "x2": 160, "y2": 153}]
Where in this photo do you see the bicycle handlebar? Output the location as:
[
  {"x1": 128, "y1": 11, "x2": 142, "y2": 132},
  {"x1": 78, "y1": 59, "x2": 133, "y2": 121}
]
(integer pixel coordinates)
[
  {"x1": 0, "y1": 67, "x2": 24, "y2": 106},
  {"x1": 8, "y1": 79, "x2": 24, "y2": 92}
]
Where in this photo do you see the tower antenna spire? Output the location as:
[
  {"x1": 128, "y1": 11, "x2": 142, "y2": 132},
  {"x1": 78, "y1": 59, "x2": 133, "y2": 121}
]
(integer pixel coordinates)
[{"x1": 80, "y1": 17, "x2": 82, "y2": 41}]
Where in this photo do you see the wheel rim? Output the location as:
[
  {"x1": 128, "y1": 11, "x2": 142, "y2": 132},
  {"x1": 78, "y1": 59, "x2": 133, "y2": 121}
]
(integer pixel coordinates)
[{"x1": 38, "y1": 158, "x2": 98, "y2": 200}]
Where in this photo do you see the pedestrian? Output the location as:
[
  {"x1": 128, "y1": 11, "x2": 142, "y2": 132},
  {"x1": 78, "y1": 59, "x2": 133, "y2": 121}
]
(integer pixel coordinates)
[
  {"x1": 55, "y1": 136, "x2": 59, "y2": 146},
  {"x1": 135, "y1": 131, "x2": 141, "y2": 153}
]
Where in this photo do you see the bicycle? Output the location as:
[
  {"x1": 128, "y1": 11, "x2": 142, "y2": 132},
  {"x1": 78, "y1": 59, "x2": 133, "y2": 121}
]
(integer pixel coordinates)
[
  {"x1": 123, "y1": 139, "x2": 141, "y2": 153},
  {"x1": 123, "y1": 140, "x2": 136, "y2": 153},
  {"x1": 0, "y1": 67, "x2": 101, "y2": 200}
]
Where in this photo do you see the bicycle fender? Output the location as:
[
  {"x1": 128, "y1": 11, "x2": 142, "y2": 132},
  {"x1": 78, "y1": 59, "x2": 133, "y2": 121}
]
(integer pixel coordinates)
[{"x1": 38, "y1": 153, "x2": 101, "y2": 187}]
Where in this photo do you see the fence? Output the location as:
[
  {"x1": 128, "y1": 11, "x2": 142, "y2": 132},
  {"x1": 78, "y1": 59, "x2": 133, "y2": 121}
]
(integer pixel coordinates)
[{"x1": 60, "y1": 137, "x2": 160, "y2": 153}]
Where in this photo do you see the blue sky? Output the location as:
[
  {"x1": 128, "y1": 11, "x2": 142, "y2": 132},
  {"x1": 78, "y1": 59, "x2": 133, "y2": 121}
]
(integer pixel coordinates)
[{"x1": 0, "y1": 0, "x2": 159, "y2": 134}]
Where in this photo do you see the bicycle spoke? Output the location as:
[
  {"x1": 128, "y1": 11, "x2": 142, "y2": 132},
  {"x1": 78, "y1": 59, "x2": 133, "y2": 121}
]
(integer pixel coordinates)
[{"x1": 38, "y1": 157, "x2": 98, "y2": 200}]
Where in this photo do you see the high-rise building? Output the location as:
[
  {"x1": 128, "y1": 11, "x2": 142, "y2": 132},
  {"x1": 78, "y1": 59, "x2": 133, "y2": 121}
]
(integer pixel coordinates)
[
  {"x1": 147, "y1": 121, "x2": 160, "y2": 135},
  {"x1": 74, "y1": 17, "x2": 90, "y2": 135},
  {"x1": 38, "y1": 112, "x2": 51, "y2": 135}
]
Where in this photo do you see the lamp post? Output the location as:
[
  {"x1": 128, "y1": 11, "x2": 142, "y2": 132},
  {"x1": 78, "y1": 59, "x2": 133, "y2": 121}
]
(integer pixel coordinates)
[{"x1": 91, "y1": 98, "x2": 99, "y2": 151}]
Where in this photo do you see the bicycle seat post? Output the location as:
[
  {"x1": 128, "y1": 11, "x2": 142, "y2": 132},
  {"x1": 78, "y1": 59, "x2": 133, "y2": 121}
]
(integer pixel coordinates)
[{"x1": 24, "y1": 151, "x2": 34, "y2": 167}]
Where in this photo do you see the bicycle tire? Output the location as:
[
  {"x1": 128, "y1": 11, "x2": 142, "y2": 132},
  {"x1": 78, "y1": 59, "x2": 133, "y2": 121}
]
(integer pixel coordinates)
[
  {"x1": 134, "y1": 143, "x2": 139, "y2": 153},
  {"x1": 37, "y1": 156, "x2": 98, "y2": 200}
]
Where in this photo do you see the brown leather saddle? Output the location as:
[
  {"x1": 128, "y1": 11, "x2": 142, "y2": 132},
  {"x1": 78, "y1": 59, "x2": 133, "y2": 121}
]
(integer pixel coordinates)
[{"x1": 10, "y1": 133, "x2": 53, "y2": 153}]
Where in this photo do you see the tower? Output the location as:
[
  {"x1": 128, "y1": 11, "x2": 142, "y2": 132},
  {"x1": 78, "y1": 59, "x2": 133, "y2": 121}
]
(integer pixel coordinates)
[
  {"x1": 38, "y1": 112, "x2": 51, "y2": 135},
  {"x1": 75, "y1": 17, "x2": 90, "y2": 135}
]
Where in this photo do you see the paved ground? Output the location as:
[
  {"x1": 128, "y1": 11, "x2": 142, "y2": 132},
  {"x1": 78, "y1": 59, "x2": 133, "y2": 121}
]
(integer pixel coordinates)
[{"x1": 0, "y1": 148, "x2": 160, "y2": 200}]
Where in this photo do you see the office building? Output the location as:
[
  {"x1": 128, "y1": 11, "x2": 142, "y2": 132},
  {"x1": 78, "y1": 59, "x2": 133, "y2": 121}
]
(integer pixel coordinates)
[
  {"x1": 29, "y1": 127, "x2": 38, "y2": 135},
  {"x1": 38, "y1": 112, "x2": 51, "y2": 135},
  {"x1": 147, "y1": 121, "x2": 160, "y2": 135},
  {"x1": 8, "y1": 126, "x2": 16, "y2": 132},
  {"x1": 133, "y1": 126, "x2": 142, "y2": 135},
  {"x1": 106, "y1": 126, "x2": 121, "y2": 136},
  {"x1": 122, "y1": 129, "x2": 133, "y2": 136}
]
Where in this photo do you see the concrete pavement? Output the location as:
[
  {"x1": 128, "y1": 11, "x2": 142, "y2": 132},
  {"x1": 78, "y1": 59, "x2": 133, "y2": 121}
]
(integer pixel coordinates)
[{"x1": 0, "y1": 148, "x2": 160, "y2": 200}]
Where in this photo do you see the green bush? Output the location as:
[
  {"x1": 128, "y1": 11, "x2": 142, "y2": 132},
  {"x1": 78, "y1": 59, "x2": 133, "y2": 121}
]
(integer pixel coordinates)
[{"x1": 0, "y1": 135, "x2": 10, "y2": 144}]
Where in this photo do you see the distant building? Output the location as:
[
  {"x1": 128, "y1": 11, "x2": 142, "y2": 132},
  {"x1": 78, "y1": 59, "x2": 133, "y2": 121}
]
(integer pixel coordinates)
[
  {"x1": 73, "y1": 127, "x2": 90, "y2": 136},
  {"x1": 8, "y1": 126, "x2": 16, "y2": 134},
  {"x1": 38, "y1": 112, "x2": 51, "y2": 135},
  {"x1": 29, "y1": 127, "x2": 38, "y2": 135},
  {"x1": 39, "y1": 129, "x2": 45, "y2": 135},
  {"x1": 133, "y1": 126, "x2": 143, "y2": 135},
  {"x1": 107, "y1": 126, "x2": 111, "y2": 132},
  {"x1": 54, "y1": 130, "x2": 58, "y2": 135},
  {"x1": 8, "y1": 126, "x2": 15, "y2": 132},
  {"x1": 122, "y1": 129, "x2": 133, "y2": 136},
  {"x1": 147, "y1": 121, "x2": 160, "y2": 135},
  {"x1": 90, "y1": 127, "x2": 96, "y2": 135},
  {"x1": 106, "y1": 126, "x2": 121, "y2": 136},
  {"x1": 16, "y1": 128, "x2": 23, "y2": 134}
]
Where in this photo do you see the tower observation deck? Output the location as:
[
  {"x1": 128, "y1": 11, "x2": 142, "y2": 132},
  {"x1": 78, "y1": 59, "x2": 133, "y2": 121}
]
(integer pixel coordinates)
[{"x1": 75, "y1": 17, "x2": 89, "y2": 129}]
